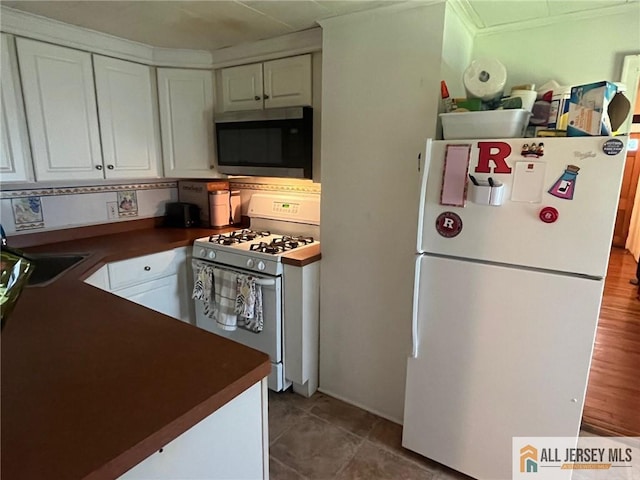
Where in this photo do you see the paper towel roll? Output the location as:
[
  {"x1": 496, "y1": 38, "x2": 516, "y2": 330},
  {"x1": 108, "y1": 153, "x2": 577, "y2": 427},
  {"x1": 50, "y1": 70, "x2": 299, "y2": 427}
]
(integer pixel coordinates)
[{"x1": 463, "y1": 58, "x2": 507, "y2": 101}]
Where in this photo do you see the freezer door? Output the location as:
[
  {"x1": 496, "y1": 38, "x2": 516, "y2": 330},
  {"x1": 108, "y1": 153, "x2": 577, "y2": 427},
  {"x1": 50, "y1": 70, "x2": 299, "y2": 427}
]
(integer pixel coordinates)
[
  {"x1": 403, "y1": 255, "x2": 603, "y2": 480},
  {"x1": 418, "y1": 137, "x2": 626, "y2": 277}
]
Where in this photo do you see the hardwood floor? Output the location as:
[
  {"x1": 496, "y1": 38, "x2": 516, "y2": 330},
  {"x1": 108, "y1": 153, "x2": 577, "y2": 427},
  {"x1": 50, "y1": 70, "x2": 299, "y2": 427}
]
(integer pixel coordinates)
[{"x1": 582, "y1": 248, "x2": 640, "y2": 436}]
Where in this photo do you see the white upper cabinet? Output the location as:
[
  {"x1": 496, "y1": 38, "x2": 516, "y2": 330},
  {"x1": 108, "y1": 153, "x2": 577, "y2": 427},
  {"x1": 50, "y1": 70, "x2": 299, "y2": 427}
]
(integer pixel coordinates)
[
  {"x1": 221, "y1": 54, "x2": 311, "y2": 112},
  {"x1": 221, "y1": 63, "x2": 263, "y2": 112},
  {"x1": 17, "y1": 38, "x2": 104, "y2": 181},
  {"x1": 93, "y1": 55, "x2": 162, "y2": 179},
  {"x1": 0, "y1": 34, "x2": 32, "y2": 183},
  {"x1": 264, "y1": 55, "x2": 312, "y2": 109},
  {"x1": 157, "y1": 68, "x2": 217, "y2": 178}
]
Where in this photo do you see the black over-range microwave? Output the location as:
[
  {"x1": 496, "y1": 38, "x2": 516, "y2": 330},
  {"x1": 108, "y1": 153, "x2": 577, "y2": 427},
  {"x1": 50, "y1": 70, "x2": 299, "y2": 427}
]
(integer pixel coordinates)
[{"x1": 215, "y1": 107, "x2": 313, "y2": 179}]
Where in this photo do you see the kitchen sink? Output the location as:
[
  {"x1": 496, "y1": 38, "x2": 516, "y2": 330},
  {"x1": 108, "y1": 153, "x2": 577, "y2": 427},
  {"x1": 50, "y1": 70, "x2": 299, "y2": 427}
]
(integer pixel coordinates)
[{"x1": 26, "y1": 253, "x2": 89, "y2": 287}]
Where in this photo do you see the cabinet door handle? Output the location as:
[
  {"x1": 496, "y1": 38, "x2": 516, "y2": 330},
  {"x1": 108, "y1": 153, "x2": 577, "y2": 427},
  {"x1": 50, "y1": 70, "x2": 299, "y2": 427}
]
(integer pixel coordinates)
[
  {"x1": 254, "y1": 95, "x2": 261, "y2": 101},
  {"x1": 264, "y1": 94, "x2": 270, "y2": 99},
  {"x1": 95, "y1": 165, "x2": 103, "y2": 170},
  {"x1": 144, "y1": 266, "x2": 151, "y2": 271},
  {"x1": 107, "y1": 165, "x2": 114, "y2": 170}
]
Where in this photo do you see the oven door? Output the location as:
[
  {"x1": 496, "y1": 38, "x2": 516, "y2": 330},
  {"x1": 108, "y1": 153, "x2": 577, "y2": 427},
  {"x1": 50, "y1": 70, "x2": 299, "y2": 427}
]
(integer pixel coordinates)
[{"x1": 192, "y1": 261, "x2": 282, "y2": 364}]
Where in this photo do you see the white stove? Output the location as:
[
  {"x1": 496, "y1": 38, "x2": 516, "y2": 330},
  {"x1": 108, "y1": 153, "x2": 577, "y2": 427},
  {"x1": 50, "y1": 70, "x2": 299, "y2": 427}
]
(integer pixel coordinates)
[
  {"x1": 193, "y1": 194, "x2": 320, "y2": 276},
  {"x1": 191, "y1": 193, "x2": 320, "y2": 393},
  {"x1": 193, "y1": 230, "x2": 317, "y2": 276}
]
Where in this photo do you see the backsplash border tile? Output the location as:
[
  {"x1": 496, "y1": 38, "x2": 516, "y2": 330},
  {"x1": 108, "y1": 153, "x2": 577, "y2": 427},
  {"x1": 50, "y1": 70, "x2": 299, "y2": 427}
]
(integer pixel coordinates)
[
  {"x1": 229, "y1": 181, "x2": 321, "y2": 194},
  {"x1": 0, "y1": 181, "x2": 178, "y2": 199}
]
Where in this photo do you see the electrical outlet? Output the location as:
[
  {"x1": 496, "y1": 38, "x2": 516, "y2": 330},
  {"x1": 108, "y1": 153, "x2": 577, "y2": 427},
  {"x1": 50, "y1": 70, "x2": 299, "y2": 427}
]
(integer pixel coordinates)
[{"x1": 107, "y1": 202, "x2": 118, "y2": 220}]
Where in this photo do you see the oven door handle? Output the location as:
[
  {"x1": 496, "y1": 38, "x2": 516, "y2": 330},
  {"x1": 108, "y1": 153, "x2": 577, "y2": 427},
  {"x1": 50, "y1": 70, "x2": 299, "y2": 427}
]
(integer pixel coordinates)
[{"x1": 192, "y1": 259, "x2": 278, "y2": 287}]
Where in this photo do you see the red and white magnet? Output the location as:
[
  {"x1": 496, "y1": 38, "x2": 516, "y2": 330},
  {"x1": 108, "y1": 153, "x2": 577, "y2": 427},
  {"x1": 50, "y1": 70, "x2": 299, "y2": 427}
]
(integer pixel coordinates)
[
  {"x1": 436, "y1": 211, "x2": 463, "y2": 237},
  {"x1": 539, "y1": 206, "x2": 559, "y2": 223}
]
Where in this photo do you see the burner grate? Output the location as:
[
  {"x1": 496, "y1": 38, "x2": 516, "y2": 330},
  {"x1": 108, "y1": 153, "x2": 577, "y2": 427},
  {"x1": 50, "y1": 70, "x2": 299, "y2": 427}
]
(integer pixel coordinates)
[
  {"x1": 250, "y1": 242, "x2": 283, "y2": 254},
  {"x1": 208, "y1": 229, "x2": 271, "y2": 245},
  {"x1": 274, "y1": 235, "x2": 314, "y2": 246},
  {"x1": 248, "y1": 236, "x2": 315, "y2": 254}
]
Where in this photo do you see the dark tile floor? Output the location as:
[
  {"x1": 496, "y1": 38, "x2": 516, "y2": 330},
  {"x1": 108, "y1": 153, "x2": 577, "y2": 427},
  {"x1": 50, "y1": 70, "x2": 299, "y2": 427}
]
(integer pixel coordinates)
[{"x1": 268, "y1": 389, "x2": 474, "y2": 480}]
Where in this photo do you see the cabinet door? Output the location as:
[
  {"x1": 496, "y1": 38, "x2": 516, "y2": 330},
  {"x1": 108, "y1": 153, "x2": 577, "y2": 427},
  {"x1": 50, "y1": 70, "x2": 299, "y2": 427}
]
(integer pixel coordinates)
[
  {"x1": 1, "y1": 34, "x2": 32, "y2": 183},
  {"x1": 113, "y1": 275, "x2": 186, "y2": 321},
  {"x1": 264, "y1": 54, "x2": 312, "y2": 109},
  {"x1": 17, "y1": 38, "x2": 103, "y2": 181},
  {"x1": 220, "y1": 63, "x2": 264, "y2": 111},
  {"x1": 83, "y1": 265, "x2": 109, "y2": 291},
  {"x1": 157, "y1": 69, "x2": 216, "y2": 178},
  {"x1": 119, "y1": 381, "x2": 266, "y2": 480},
  {"x1": 93, "y1": 56, "x2": 161, "y2": 179}
]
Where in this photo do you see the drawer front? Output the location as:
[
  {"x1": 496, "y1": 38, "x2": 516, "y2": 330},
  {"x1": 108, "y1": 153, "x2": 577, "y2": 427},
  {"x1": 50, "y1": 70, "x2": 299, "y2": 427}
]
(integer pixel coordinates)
[{"x1": 108, "y1": 248, "x2": 185, "y2": 290}]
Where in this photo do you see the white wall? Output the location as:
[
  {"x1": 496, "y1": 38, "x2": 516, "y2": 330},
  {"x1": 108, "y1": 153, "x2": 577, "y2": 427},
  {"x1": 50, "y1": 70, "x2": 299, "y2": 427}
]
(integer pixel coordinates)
[
  {"x1": 472, "y1": 8, "x2": 640, "y2": 91},
  {"x1": 319, "y1": 2, "x2": 446, "y2": 423},
  {"x1": 441, "y1": 5, "x2": 475, "y2": 98}
]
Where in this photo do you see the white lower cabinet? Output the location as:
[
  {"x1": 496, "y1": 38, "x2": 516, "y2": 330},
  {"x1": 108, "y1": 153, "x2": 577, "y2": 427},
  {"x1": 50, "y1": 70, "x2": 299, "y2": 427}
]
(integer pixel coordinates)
[
  {"x1": 111, "y1": 275, "x2": 184, "y2": 320},
  {"x1": 284, "y1": 261, "x2": 320, "y2": 397},
  {"x1": 84, "y1": 247, "x2": 192, "y2": 324},
  {"x1": 119, "y1": 380, "x2": 268, "y2": 480}
]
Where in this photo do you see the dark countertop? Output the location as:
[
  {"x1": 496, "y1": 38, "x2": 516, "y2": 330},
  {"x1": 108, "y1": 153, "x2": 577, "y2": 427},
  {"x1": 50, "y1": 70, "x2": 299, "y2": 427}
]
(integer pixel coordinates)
[{"x1": 1, "y1": 225, "x2": 276, "y2": 480}]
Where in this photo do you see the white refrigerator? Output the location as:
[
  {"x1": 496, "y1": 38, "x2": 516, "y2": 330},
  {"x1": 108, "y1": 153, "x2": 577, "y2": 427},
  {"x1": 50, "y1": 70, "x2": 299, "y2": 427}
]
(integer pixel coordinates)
[{"x1": 402, "y1": 136, "x2": 627, "y2": 480}]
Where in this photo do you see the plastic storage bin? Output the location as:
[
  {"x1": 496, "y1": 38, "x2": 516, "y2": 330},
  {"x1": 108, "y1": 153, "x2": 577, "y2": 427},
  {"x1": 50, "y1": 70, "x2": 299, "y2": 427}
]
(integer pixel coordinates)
[{"x1": 440, "y1": 109, "x2": 531, "y2": 140}]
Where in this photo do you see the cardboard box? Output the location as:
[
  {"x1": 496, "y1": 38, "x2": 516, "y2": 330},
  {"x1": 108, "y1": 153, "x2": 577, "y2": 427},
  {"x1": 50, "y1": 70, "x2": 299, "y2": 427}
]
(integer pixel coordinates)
[
  {"x1": 567, "y1": 81, "x2": 617, "y2": 136},
  {"x1": 178, "y1": 180, "x2": 230, "y2": 225}
]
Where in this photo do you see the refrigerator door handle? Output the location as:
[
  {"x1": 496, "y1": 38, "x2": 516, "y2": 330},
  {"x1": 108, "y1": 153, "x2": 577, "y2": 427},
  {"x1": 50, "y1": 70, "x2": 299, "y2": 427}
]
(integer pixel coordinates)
[
  {"x1": 416, "y1": 139, "x2": 432, "y2": 254},
  {"x1": 411, "y1": 255, "x2": 422, "y2": 358}
]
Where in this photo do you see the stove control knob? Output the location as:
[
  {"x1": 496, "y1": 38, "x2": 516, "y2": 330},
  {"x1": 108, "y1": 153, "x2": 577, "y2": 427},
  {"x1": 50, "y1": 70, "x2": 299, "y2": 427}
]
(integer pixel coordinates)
[
  {"x1": 199, "y1": 248, "x2": 207, "y2": 257},
  {"x1": 257, "y1": 261, "x2": 266, "y2": 271},
  {"x1": 208, "y1": 250, "x2": 216, "y2": 260},
  {"x1": 247, "y1": 258, "x2": 255, "y2": 268}
]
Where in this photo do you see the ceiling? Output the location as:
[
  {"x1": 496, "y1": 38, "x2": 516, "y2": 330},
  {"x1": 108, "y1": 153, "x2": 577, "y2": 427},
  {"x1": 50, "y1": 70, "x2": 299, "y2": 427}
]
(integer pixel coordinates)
[{"x1": 2, "y1": 0, "x2": 637, "y2": 51}]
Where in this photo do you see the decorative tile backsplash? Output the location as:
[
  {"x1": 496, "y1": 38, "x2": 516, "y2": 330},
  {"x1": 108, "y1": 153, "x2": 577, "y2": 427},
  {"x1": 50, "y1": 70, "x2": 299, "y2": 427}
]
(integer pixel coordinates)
[
  {"x1": 117, "y1": 190, "x2": 138, "y2": 217},
  {"x1": 1, "y1": 181, "x2": 177, "y2": 235},
  {"x1": 0, "y1": 178, "x2": 321, "y2": 235},
  {"x1": 11, "y1": 196, "x2": 44, "y2": 231}
]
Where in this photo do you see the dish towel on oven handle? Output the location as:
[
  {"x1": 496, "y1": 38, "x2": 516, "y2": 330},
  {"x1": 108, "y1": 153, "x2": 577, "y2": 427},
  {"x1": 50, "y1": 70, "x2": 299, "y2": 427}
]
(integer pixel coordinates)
[
  {"x1": 236, "y1": 276, "x2": 264, "y2": 333},
  {"x1": 213, "y1": 267, "x2": 239, "y2": 331},
  {"x1": 191, "y1": 261, "x2": 263, "y2": 333},
  {"x1": 191, "y1": 261, "x2": 238, "y2": 331},
  {"x1": 192, "y1": 260, "x2": 214, "y2": 319}
]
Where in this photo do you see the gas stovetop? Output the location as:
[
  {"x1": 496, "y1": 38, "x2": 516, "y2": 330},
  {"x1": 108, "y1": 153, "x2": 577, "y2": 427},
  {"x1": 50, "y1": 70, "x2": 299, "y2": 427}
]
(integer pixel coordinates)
[
  {"x1": 193, "y1": 229, "x2": 318, "y2": 275},
  {"x1": 204, "y1": 229, "x2": 316, "y2": 253},
  {"x1": 193, "y1": 194, "x2": 320, "y2": 275}
]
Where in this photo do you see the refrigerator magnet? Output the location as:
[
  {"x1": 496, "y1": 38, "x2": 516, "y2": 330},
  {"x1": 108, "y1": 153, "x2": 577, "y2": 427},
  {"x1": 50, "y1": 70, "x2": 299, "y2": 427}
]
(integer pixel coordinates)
[
  {"x1": 520, "y1": 142, "x2": 544, "y2": 158},
  {"x1": 602, "y1": 138, "x2": 624, "y2": 156},
  {"x1": 511, "y1": 161, "x2": 546, "y2": 203},
  {"x1": 440, "y1": 144, "x2": 471, "y2": 207},
  {"x1": 435, "y1": 212, "x2": 463, "y2": 238},
  {"x1": 548, "y1": 165, "x2": 580, "y2": 200}
]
